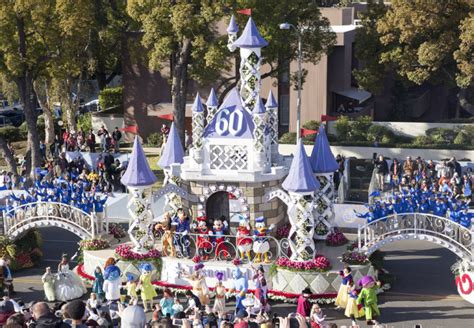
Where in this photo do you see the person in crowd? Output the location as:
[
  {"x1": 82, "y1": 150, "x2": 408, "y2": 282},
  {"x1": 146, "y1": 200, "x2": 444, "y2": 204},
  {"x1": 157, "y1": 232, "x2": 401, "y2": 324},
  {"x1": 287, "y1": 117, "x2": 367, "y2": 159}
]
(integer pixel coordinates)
[
  {"x1": 373, "y1": 155, "x2": 388, "y2": 191},
  {"x1": 66, "y1": 300, "x2": 87, "y2": 327},
  {"x1": 97, "y1": 125, "x2": 108, "y2": 152},
  {"x1": 112, "y1": 127, "x2": 122, "y2": 153},
  {"x1": 390, "y1": 158, "x2": 402, "y2": 187},
  {"x1": 29, "y1": 302, "x2": 70, "y2": 328},
  {"x1": 402, "y1": 156, "x2": 416, "y2": 179}
]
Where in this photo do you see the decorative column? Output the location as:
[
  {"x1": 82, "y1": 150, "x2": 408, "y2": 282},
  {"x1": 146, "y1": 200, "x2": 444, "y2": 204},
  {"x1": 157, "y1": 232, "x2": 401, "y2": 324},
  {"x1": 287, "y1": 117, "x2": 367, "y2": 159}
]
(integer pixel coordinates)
[
  {"x1": 252, "y1": 98, "x2": 267, "y2": 170},
  {"x1": 227, "y1": 15, "x2": 238, "y2": 52},
  {"x1": 191, "y1": 93, "x2": 205, "y2": 163},
  {"x1": 265, "y1": 90, "x2": 279, "y2": 161},
  {"x1": 206, "y1": 88, "x2": 219, "y2": 124},
  {"x1": 280, "y1": 139, "x2": 320, "y2": 261},
  {"x1": 309, "y1": 125, "x2": 338, "y2": 239},
  {"x1": 232, "y1": 17, "x2": 268, "y2": 112},
  {"x1": 121, "y1": 137, "x2": 158, "y2": 252}
]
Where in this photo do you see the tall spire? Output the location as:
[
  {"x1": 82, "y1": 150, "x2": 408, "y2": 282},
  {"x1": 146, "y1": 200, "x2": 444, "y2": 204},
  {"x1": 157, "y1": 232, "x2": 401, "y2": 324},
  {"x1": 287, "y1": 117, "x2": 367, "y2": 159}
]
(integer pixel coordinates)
[
  {"x1": 206, "y1": 88, "x2": 218, "y2": 108},
  {"x1": 227, "y1": 14, "x2": 239, "y2": 33},
  {"x1": 265, "y1": 90, "x2": 278, "y2": 108},
  {"x1": 282, "y1": 139, "x2": 320, "y2": 193},
  {"x1": 233, "y1": 17, "x2": 268, "y2": 48},
  {"x1": 121, "y1": 136, "x2": 157, "y2": 187},
  {"x1": 310, "y1": 125, "x2": 338, "y2": 173},
  {"x1": 157, "y1": 122, "x2": 184, "y2": 169},
  {"x1": 192, "y1": 93, "x2": 204, "y2": 112}
]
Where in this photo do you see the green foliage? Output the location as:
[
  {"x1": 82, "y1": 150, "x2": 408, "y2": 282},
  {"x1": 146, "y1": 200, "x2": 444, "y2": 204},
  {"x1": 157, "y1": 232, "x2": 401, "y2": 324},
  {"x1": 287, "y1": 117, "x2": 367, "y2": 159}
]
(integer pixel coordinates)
[
  {"x1": 147, "y1": 132, "x2": 163, "y2": 147},
  {"x1": 367, "y1": 124, "x2": 394, "y2": 142},
  {"x1": 454, "y1": 131, "x2": 469, "y2": 145},
  {"x1": 426, "y1": 128, "x2": 457, "y2": 144},
  {"x1": 77, "y1": 112, "x2": 92, "y2": 133},
  {"x1": 350, "y1": 115, "x2": 373, "y2": 140},
  {"x1": 333, "y1": 116, "x2": 351, "y2": 141},
  {"x1": 0, "y1": 126, "x2": 22, "y2": 142},
  {"x1": 99, "y1": 86, "x2": 123, "y2": 111},
  {"x1": 279, "y1": 132, "x2": 297, "y2": 144},
  {"x1": 302, "y1": 120, "x2": 320, "y2": 131}
]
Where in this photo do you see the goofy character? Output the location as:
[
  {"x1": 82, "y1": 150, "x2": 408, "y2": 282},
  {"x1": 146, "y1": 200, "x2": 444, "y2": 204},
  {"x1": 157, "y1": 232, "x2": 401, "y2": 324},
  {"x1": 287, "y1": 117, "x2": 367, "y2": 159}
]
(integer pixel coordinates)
[
  {"x1": 193, "y1": 216, "x2": 212, "y2": 260},
  {"x1": 236, "y1": 215, "x2": 252, "y2": 261},
  {"x1": 210, "y1": 216, "x2": 230, "y2": 260},
  {"x1": 253, "y1": 216, "x2": 274, "y2": 263}
]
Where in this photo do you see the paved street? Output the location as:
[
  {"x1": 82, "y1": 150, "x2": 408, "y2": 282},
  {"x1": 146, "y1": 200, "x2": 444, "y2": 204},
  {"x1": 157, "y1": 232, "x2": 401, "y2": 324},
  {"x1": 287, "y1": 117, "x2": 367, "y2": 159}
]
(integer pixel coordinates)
[{"x1": 10, "y1": 228, "x2": 474, "y2": 327}]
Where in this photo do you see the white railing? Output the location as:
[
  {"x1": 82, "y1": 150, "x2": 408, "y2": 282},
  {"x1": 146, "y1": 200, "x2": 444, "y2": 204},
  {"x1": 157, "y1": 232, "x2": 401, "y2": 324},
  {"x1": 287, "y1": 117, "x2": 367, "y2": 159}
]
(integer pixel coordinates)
[
  {"x1": 358, "y1": 213, "x2": 473, "y2": 260},
  {"x1": 2, "y1": 201, "x2": 100, "y2": 240}
]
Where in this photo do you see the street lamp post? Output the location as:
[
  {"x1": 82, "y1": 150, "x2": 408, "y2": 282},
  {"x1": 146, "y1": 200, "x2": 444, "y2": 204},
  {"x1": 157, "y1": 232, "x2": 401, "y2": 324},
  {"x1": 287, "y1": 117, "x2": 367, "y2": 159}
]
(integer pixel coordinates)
[{"x1": 280, "y1": 22, "x2": 303, "y2": 141}]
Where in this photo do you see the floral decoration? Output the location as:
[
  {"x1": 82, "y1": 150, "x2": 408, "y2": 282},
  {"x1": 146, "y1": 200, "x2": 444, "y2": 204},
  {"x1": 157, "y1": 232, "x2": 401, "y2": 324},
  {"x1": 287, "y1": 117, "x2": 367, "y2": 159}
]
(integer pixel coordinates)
[
  {"x1": 115, "y1": 244, "x2": 161, "y2": 262},
  {"x1": 79, "y1": 239, "x2": 110, "y2": 251},
  {"x1": 275, "y1": 256, "x2": 331, "y2": 272},
  {"x1": 342, "y1": 251, "x2": 369, "y2": 265},
  {"x1": 325, "y1": 229, "x2": 349, "y2": 247},
  {"x1": 109, "y1": 223, "x2": 126, "y2": 239},
  {"x1": 276, "y1": 223, "x2": 291, "y2": 239}
]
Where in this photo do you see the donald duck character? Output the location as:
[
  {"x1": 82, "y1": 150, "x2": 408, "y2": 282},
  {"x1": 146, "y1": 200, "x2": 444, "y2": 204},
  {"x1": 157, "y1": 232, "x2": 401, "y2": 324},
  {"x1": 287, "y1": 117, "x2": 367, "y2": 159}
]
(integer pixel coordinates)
[
  {"x1": 236, "y1": 215, "x2": 252, "y2": 261},
  {"x1": 253, "y1": 216, "x2": 274, "y2": 263}
]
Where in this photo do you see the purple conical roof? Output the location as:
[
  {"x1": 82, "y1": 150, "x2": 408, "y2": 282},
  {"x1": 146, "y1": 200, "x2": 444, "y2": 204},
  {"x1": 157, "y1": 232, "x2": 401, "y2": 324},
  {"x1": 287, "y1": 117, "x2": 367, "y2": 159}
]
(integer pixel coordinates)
[
  {"x1": 265, "y1": 90, "x2": 278, "y2": 108},
  {"x1": 310, "y1": 124, "x2": 338, "y2": 173},
  {"x1": 233, "y1": 17, "x2": 268, "y2": 48},
  {"x1": 282, "y1": 139, "x2": 320, "y2": 193},
  {"x1": 157, "y1": 122, "x2": 184, "y2": 169},
  {"x1": 227, "y1": 14, "x2": 239, "y2": 33},
  {"x1": 121, "y1": 136, "x2": 157, "y2": 187},
  {"x1": 192, "y1": 93, "x2": 204, "y2": 112},
  {"x1": 253, "y1": 98, "x2": 266, "y2": 114},
  {"x1": 206, "y1": 88, "x2": 218, "y2": 107}
]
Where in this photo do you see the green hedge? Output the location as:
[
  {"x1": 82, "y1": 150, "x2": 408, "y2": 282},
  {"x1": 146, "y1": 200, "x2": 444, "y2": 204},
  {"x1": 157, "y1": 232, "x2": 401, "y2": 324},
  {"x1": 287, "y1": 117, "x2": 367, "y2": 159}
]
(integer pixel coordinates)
[{"x1": 99, "y1": 86, "x2": 123, "y2": 112}]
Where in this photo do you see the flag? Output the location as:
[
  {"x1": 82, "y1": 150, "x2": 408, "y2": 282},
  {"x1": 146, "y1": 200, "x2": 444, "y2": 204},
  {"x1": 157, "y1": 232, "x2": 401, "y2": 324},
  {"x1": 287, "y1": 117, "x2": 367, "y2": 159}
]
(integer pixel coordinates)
[
  {"x1": 300, "y1": 128, "x2": 318, "y2": 137},
  {"x1": 321, "y1": 114, "x2": 337, "y2": 122},
  {"x1": 237, "y1": 8, "x2": 252, "y2": 16},
  {"x1": 158, "y1": 113, "x2": 174, "y2": 121},
  {"x1": 119, "y1": 125, "x2": 138, "y2": 134}
]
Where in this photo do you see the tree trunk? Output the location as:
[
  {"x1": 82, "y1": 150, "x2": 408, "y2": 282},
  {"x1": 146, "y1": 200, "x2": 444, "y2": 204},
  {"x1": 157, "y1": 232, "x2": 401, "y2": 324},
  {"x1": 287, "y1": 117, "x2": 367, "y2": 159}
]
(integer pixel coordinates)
[
  {"x1": 457, "y1": 88, "x2": 474, "y2": 115},
  {"x1": 0, "y1": 136, "x2": 17, "y2": 175},
  {"x1": 34, "y1": 80, "x2": 55, "y2": 145},
  {"x1": 171, "y1": 38, "x2": 192, "y2": 144}
]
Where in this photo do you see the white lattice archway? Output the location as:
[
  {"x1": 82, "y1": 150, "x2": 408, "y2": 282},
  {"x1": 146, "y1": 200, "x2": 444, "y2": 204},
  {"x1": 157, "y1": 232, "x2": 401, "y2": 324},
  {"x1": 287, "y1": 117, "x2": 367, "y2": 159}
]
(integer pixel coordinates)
[{"x1": 197, "y1": 184, "x2": 250, "y2": 219}]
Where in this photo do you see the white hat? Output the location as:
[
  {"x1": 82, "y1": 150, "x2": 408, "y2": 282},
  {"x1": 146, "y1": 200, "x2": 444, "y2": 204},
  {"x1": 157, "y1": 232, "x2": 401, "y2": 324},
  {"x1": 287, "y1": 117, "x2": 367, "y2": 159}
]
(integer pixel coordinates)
[{"x1": 120, "y1": 305, "x2": 146, "y2": 328}]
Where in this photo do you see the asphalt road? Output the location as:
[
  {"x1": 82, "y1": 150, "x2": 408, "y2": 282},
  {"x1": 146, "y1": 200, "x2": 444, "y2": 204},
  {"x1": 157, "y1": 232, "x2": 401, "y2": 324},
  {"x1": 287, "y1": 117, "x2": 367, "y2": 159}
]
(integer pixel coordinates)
[{"x1": 11, "y1": 228, "x2": 474, "y2": 327}]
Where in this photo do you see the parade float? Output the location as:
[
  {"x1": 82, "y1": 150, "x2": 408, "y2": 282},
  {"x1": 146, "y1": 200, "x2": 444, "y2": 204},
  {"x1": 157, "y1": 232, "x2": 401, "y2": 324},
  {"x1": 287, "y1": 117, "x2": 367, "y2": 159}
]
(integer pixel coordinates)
[{"x1": 77, "y1": 16, "x2": 380, "y2": 303}]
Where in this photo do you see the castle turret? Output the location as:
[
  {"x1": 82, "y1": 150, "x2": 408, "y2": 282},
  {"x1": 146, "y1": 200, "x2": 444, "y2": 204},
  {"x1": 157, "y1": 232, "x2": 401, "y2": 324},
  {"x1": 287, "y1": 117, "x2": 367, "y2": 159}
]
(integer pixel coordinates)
[
  {"x1": 205, "y1": 88, "x2": 219, "y2": 124},
  {"x1": 226, "y1": 15, "x2": 239, "y2": 52},
  {"x1": 191, "y1": 93, "x2": 205, "y2": 163},
  {"x1": 265, "y1": 90, "x2": 279, "y2": 160},
  {"x1": 252, "y1": 98, "x2": 268, "y2": 171}
]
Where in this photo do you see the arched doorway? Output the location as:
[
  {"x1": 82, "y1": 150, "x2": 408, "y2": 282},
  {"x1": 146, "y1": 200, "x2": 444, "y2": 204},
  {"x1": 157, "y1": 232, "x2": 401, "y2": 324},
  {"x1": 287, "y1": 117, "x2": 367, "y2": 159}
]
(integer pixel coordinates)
[{"x1": 206, "y1": 191, "x2": 230, "y2": 220}]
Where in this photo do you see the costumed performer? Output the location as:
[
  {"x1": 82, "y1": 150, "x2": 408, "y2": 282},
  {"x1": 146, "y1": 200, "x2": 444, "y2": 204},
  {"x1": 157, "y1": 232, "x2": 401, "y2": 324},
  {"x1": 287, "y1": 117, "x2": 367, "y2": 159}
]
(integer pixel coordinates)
[
  {"x1": 54, "y1": 254, "x2": 87, "y2": 301},
  {"x1": 104, "y1": 257, "x2": 116, "y2": 270},
  {"x1": 357, "y1": 275, "x2": 381, "y2": 325},
  {"x1": 335, "y1": 265, "x2": 353, "y2": 309},
  {"x1": 297, "y1": 288, "x2": 312, "y2": 317},
  {"x1": 139, "y1": 263, "x2": 157, "y2": 312},
  {"x1": 252, "y1": 264, "x2": 269, "y2": 313},
  {"x1": 0, "y1": 257, "x2": 14, "y2": 297},
  {"x1": 227, "y1": 258, "x2": 248, "y2": 313},
  {"x1": 193, "y1": 216, "x2": 212, "y2": 260},
  {"x1": 181, "y1": 257, "x2": 210, "y2": 305},
  {"x1": 345, "y1": 280, "x2": 364, "y2": 326},
  {"x1": 210, "y1": 216, "x2": 230, "y2": 260},
  {"x1": 159, "y1": 288, "x2": 174, "y2": 317},
  {"x1": 253, "y1": 216, "x2": 274, "y2": 263},
  {"x1": 155, "y1": 212, "x2": 176, "y2": 257},
  {"x1": 41, "y1": 267, "x2": 56, "y2": 302},
  {"x1": 103, "y1": 264, "x2": 121, "y2": 303},
  {"x1": 236, "y1": 215, "x2": 252, "y2": 262},
  {"x1": 126, "y1": 273, "x2": 138, "y2": 305},
  {"x1": 92, "y1": 266, "x2": 105, "y2": 300},
  {"x1": 212, "y1": 272, "x2": 226, "y2": 315},
  {"x1": 172, "y1": 209, "x2": 191, "y2": 258}
]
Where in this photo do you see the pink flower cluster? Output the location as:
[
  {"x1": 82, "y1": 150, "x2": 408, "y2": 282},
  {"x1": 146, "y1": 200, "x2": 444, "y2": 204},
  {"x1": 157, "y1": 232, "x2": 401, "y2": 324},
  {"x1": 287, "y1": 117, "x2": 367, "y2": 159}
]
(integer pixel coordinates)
[
  {"x1": 325, "y1": 229, "x2": 349, "y2": 247},
  {"x1": 276, "y1": 224, "x2": 291, "y2": 239},
  {"x1": 79, "y1": 239, "x2": 110, "y2": 251},
  {"x1": 115, "y1": 244, "x2": 161, "y2": 262},
  {"x1": 276, "y1": 255, "x2": 331, "y2": 272},
  {"x1": 342, "y1": 251, "x2": 369, "y2": 265}
]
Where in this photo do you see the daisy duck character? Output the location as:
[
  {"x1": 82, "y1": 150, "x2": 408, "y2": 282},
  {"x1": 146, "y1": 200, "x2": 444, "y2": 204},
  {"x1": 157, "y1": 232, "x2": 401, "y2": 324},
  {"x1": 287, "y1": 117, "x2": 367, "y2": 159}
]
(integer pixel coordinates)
[
  {"x1": 252, "y1": 216, "x2": 274, "y2": 263},
  {"x1": 236, "y1": 215, "x2": 252, "y2": 261},
  {"x1": 103, "y1": 265, "x2": 121, "y2": 303},
  {"x1": 193, "y1": 216, "x2": 212, "y2": 260},
  {"x1": 227, "y1": 258, "x2": 248, "y2": 313},
  {"x1": 357, "y1": 275, "x2": 381, "y2": 325},
  {"x1": 210, "y1": 216, "x2": 230, "y2": 259},
  {"x1": 139, "y1": 263, "x2": 157, "y2": 312}
]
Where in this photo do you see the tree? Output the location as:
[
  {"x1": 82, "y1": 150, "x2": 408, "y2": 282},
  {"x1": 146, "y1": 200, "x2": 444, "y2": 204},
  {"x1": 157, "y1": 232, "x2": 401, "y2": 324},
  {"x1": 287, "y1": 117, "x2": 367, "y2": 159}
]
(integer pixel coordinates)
[
  {"x1": 377, "y1": 0, "x2": 474, "y2": 114},
  {"x1": 0, "y1": 1, "x2": 56, "y2": 175},
  {"x1": 352, "y1": 0, "x2": 388, "y2": 95},
  {"x1": 127, "y1": 0, "x2": 335, "y2": 141},
  {"x1": 454, "y1": 12, "x2": 474, "y2": 114},
  {"x1": 0, "y1": 132, "x2": 17, "y2": 175},
  {"x1": 33, "y1": 77, "x2": 55, "y2": 145}
]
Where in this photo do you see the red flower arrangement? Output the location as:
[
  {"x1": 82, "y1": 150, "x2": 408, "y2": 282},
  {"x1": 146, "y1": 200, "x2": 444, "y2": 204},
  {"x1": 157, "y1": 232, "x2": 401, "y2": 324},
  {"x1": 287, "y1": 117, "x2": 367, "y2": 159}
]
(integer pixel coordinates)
[
  {"x1": 275, "y1": 256, "x2": 331, "y2": 272},
  {"x1": 325, "y1": 229, "x2": 349, "y2": 247},
  {"x1": 276, "y1": 223, "x2": 291, "y2": 239},
  {"x1": 192, "y1": 256, "x2": 202, "y2": 263},
  {"x1": 342, "y1": 251, "x2": 369, "y2": 265},
  {"x1": 80, "y1": 239, "x2": 110, "y2": 251},
  {"x1": 115, "y1": 244, "x2": 161, "y2": 262},
  {"x1": 232, "y1": 258, "x2": 242, "y2": 266}
]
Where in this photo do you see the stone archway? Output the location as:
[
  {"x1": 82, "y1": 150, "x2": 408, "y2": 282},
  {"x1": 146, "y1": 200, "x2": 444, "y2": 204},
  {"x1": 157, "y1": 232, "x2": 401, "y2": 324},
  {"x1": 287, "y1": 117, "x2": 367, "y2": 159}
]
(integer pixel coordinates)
[{"x1": 206, "y1": 191, "x2": 230, "y2": 221}]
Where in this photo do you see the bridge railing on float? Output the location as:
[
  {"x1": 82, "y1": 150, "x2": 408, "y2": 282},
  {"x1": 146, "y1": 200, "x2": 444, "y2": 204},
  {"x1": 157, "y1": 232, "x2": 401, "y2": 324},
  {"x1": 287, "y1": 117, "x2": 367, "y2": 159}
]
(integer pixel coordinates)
[
  {"x1": 357, "y1": 212, "x2": 473, "y2": 260},
  {"x1": 2, "y1": 201, "x2": 101, "y2": 239},
  {"x1": 153, "y1": 231, "x2": 293, "y2": 263}
]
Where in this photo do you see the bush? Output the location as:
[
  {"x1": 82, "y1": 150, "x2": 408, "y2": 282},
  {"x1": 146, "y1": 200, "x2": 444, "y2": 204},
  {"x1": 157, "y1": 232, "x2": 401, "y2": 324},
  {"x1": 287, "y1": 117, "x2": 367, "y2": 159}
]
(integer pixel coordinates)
[
  {"x1": 426, "y1": 127, "x2": 456, "y2": 144},
  {"x1": 279, "y1": 132, "x2": 296, "y2": 144},
  {"x1": 412, "y1": 135, "x2": 433, "y2": 146},
  {"x1": 0, "y1": 126, "x2": 22, "y2": 142},
  {"x1": 99, "y1": 86, "x2": 123, "y2": 111},
  {"x1": 454, "y1": 131, "x2": 469, "y2": 145},
  {"x1": 302, "y1": 120, "x2": 320, "y2": 131},
  {"x1": 333, "y1": 116, "x2": 351, "y2": 141},
  {"x1": 77, "y1": 112, "x2": 92, "y2": 133},
  {"x1": 367, "y1": 125, "x2": 394, "y2": 143},
  {"x1": 147, "y1": 132, "x2": 163, "y2": 147},
  {"x1": 350, "y1": 115, "x2": 373, "y2": 140}
]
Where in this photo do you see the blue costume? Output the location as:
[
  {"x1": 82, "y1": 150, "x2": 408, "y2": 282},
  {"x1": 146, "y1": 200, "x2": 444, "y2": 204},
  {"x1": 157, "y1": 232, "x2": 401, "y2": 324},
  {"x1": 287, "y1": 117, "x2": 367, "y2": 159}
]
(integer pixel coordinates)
[
  {"x1": 172, "y1": 214, "x2": 190, "y2": 257},
  {"x1": 232, "y1": 266, "x2": 248, "y2": 313}
]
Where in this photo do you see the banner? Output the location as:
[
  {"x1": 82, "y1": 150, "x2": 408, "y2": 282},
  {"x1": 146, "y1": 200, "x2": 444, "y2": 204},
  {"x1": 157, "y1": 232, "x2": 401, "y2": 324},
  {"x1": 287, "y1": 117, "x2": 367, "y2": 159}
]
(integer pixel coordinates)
[{"x1": 237, "y1": 8, "x2": 252, "y2": 16}]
